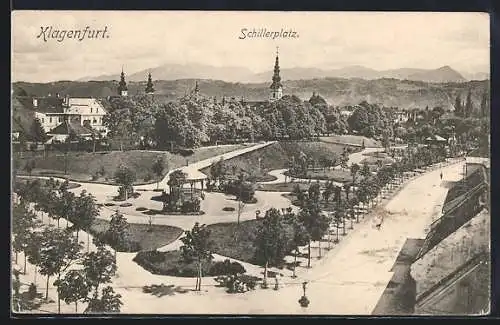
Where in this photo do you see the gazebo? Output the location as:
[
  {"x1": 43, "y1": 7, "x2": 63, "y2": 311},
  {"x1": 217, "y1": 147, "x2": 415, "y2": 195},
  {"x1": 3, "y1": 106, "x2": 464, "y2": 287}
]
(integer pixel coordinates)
[
  {"x1": 179, "y1": 167, "x2": 208, "y2": 192},
  {"x1": 424, "y1": 135, "x2": 447, "y2": 148}
]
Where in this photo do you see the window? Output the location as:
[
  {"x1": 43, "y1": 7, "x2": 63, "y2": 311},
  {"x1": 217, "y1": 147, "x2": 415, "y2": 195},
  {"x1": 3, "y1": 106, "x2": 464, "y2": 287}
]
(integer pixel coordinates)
[
  {"x1": 93, "y1": 119, "x2": 97, "y2": 124},
  {"x1": 90, "y1": 107, "x2": 93, "y2": 113},
  {"x1": 96, "y1": 108, "x2": 99, "y2": 113},
  {"x1": 59, "y1": 117, "x2": 62, "y2": 123},
  {"x1": 41, "y1": 118, "x2": 45, "y2": 123},
  {"x1": 49, "y1": 117, "x2": 52, "y2": 123}
]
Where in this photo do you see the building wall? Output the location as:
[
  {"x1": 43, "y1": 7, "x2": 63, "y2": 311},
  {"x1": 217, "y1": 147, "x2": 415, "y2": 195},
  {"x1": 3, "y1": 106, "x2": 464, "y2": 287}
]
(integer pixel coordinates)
[
  {"x1": 414, "y1": 261, "x2": 490, "y2": 315},
  {"x1": 411, "y1": 209, "x2": 489, "y2": 299},
  {"x1": 34, "y1": 112, "x2": 64, "y2": 132}
]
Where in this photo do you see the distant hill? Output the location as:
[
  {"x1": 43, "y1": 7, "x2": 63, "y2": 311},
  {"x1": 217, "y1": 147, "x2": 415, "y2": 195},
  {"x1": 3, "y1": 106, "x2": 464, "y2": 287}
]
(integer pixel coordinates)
[
  {"x1": 79, "y1": 63, "x2": 477, "y2": 84},
  {"x1": 12, "y1": 78, "x2": 489, "y2": 111},
  {"x1": 406, "y1": 66, "x2": 467, "y2": 83}
]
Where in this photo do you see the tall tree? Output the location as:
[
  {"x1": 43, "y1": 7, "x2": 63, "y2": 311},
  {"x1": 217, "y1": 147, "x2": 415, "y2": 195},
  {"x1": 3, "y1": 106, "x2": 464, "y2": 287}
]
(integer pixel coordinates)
[
  {"x1": 114, "y1": 165, "x2": 136, "y2": 201},
  {"x1": 152, "y1": 157, "x2": 166, "y2": 189},
  {"x1": 81, "y1": 244, "x2": 121, "y2": 313},
  {"x1": 72, "y1": 191, "x2": 99, "y2": 249},
  {"x1": 31, "y1": 118, "x2": 47, "y2": 147},
  {"x1": 350, "y1": 163, "x2": 360, "y2": 184},
  {"x1": 480, "y1": 91, "x2": 489, "y2": 118},
  {"x1": 180, "y1": 222, "x2": 213, "y2": 291},
  {"x1": 299, "y1": 197, "x2": 330, "y2": 266},
  {"x1": 54, "y1": 269, "x2": 90, "y2": 313},
  {"x1": 253, "y1": 208, "x2": 289, "y2": 287},
  {"x1": 465, "y1": 90, "x2": 474, "y2": 118},
  {"x1": 38, "y1": 227, "x2": 82, "y2": 312},
  {"x1": 104, "y1": 211, "x2": 130, "y2": 258},
  {"x1": 286, "y1": 213, "x2": 309, "y2": 278},
  {"x1": 454, "y1": 94, "x2": 463, "y2": 117}
]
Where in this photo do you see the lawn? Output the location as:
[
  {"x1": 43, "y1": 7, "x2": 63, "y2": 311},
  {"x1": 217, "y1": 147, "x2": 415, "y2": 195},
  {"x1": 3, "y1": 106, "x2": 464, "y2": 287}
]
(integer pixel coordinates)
[
  {"x1": 200, "y1": 141, "x2": 356, "y2": 178},
  {"x1": 319, "y1": 135, "x2": 382, "y2": 148},
  {"x1": 133, "y1": 250, "x2": 247, "y2": 278},
  {"x1": 257, "y1": 181, "x2": 318, "y2": 192},
  {"x1": 16, "y1": 144, "x2": 246, "y2": 185},
  {"x1": 133, "y1": 219, "x2": 296, "y2": 277},
  {"x1": 88, "y1": 219, "x2": 184, "y2": 252},
  {"x1": 359, "y1": 156, "x2": 395, "y2": 166},
  {"x1": 14, "y1": 178, "x2": 81, "y2": 190},
  {"x1": 286, "y1": 168, "x2": 354, "y2": 183}
]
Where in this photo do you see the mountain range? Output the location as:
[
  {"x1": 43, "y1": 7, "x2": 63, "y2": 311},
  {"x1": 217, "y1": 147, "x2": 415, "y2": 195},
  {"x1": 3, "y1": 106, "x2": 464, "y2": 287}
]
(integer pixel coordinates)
[
  {"x1": 78, "y1": 63, "x2": 488, "y2": 84},
  {"x1": 14, "y1": 78, "x2": 489, "y2": 111}
]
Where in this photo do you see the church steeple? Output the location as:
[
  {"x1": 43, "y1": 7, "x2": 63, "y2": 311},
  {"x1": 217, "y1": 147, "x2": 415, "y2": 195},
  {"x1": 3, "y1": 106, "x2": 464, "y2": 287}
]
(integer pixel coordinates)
[
  {"x1": 118, "y1": 66, "x2": 128, "y2": 97},
  {"x1": 145, "y1": 72, "x2": 155, "y2": 95},
  {"x1": 194, "y1": 81, "x2": 200, "y2": 94},
  {"x1": 269, "y1": 47, "x2": 283, "y2": 101}
]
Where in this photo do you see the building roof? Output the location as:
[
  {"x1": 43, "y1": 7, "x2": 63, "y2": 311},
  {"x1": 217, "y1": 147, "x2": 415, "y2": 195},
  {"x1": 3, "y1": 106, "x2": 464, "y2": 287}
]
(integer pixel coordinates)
[
  {"x1": 47, "y1": 121, "x2": 93, "y2": 136},
  {"x1": 425, "y1": 135, "x2": 447, "y2": 142},
  {"x1": 15, "y1": 96, "x2": 65, "y2": 114}
]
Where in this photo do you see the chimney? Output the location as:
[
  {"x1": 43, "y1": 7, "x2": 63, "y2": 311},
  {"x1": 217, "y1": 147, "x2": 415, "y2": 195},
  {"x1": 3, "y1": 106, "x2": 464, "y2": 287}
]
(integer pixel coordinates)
[{"x1": 32, "y1": 98, "x2": 38, "y2": 108}]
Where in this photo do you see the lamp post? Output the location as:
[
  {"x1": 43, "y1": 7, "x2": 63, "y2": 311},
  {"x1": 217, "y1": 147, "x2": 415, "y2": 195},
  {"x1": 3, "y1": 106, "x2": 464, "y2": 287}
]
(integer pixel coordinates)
[{"x1": 299, "y1": 281, "x2": 310, "y2": 307}]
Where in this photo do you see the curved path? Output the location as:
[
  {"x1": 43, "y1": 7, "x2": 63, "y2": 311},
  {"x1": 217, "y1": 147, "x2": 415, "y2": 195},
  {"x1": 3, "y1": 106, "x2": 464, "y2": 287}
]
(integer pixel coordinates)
[{"x1": 113, "y1": 160, "x2": 465, "y2": 314}]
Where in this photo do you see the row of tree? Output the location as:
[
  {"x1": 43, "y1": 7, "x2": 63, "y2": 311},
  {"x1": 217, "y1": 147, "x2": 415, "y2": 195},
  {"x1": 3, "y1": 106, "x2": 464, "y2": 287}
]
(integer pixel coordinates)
[{"x1": 12, "y1": 179, "x2": 124, "y2": 313}]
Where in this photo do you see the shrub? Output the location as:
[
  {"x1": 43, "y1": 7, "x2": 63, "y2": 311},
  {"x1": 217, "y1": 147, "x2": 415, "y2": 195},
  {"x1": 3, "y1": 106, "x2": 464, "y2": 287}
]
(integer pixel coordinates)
[
  {"x1": 209, "y1": 259, "x2": 246, "y2": 276},
  {"x1": 28, "y1": 283, "x2": 37, "y2": 300},
  {"x1": 104, "y1": 203, "x2": 115, "y2": 207},
  {"x1": 180, "y1": 198, "x2": 201, "y2": 213},
  {"x1": 119, "y1": 203, "x2": 133, "y2": 207},
  {"x1": 136, "y1": 207, "x2": 148, "y2": 211},
  {"x1": 144, "y1": 173, "x2": 153, "y2": 182},
  {"x1": 222, "y1": 207, "x2": 235, "y2": 212},
  {"x1": 214, "y1": 274, "x2": 260, "y2": 293}
]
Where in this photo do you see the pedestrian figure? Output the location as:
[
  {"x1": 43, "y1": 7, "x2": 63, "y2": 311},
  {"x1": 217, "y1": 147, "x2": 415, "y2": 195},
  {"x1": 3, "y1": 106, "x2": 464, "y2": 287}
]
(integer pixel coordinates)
[
  {"x1": 274, "y1": 277, "x2": 279, "y2": 291},
  {"x1": 440, "y1": 171, "x2": 443, "y2": 180}
]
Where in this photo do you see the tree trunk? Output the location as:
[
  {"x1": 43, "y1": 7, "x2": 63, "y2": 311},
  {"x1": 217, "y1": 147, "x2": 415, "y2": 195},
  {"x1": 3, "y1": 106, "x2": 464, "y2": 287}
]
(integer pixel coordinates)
[
  {"x1": 307, "y1": 241, "x2": 311, "y2": 268},
  {"x1": 263, "y1": 261, "x2": 268, "y2": 287},
  {"x1": 342, "y1": 217, "x2": 346, "y2": 235},
  {"x1": 15, "y1": 251, "x2": 18, "y2": 264},
  {"x1": 87, "y1": 232, "x2": 90, "y2": 252},
  {"x1": 45, "y1": 275, "x2": 50, "y2": 300},
  {"x1": 293, "y1": 250, "x2": 297, "y2": 277},
  {"x1": 336, "y1": 225, "x2": 339, "y2": 242},
  {"x1": 34, "y1": 266, "x2": 37, "y2": 286},
  {"x1": 318, "y1": 239, "x2": 322, "y2": 258},
  {"x1": 124, "y1": 189, "x2": 128, "y2": 201},
  {"x1": 66, "y1": 218, "x2": 69, "y2": 228},
  {"x1": 75, "y1": 301, "x2": 78, "y2": 313},
  {"x1": 76, "y1": 230, "x2": 79, "y2": 242},
  {"x1": 57, "y1": 274, "x2": 61, "y2": 313},
  {"x1": 24, "y1": 253, "x2": 27, "y2": 274},
  {"x1": 198, "y1": 261, "x2": 203, "y2": 291},
  {"x1": 57, "y1": 218, "x2": 60, "y2": 228}
]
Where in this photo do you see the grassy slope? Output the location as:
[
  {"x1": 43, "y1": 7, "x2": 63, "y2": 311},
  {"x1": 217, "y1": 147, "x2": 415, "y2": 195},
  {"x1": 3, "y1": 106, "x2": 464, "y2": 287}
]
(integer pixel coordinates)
[
  {"x1": 320, "y1": 135, "x2": 382, "y2": 147},
  {"x1": 16, "y1": 145, "x2": 245, "y2": 184},
  {"x1": 200, "y1": 141, "x2": 352, "y2": 178}
]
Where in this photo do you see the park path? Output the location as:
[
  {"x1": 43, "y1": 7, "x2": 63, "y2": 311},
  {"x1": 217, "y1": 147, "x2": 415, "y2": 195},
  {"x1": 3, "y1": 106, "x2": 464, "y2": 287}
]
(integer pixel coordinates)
[
  {"x1": 113, "y1": 160, "x2": 464, "y2": 314},
  {"x1": 259, "y1": 145, "x2": 406, "y2": 186}
]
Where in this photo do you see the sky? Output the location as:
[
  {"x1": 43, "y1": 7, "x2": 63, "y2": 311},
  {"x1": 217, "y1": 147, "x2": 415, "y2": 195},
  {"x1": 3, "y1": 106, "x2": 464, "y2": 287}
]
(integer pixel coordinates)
[{"x1": 12, "y1": 11, "x2": 490, "y2": 82}]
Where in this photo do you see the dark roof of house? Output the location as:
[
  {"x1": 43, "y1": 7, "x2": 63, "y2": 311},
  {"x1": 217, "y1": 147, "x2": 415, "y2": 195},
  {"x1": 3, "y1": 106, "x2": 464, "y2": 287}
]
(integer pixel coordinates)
[
  {"x1": 47, "y1": 121, "x2": 92, "y2": 136},
  {"x1": 15, "y1": 96, "x2": 65, "y2": 114}
]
